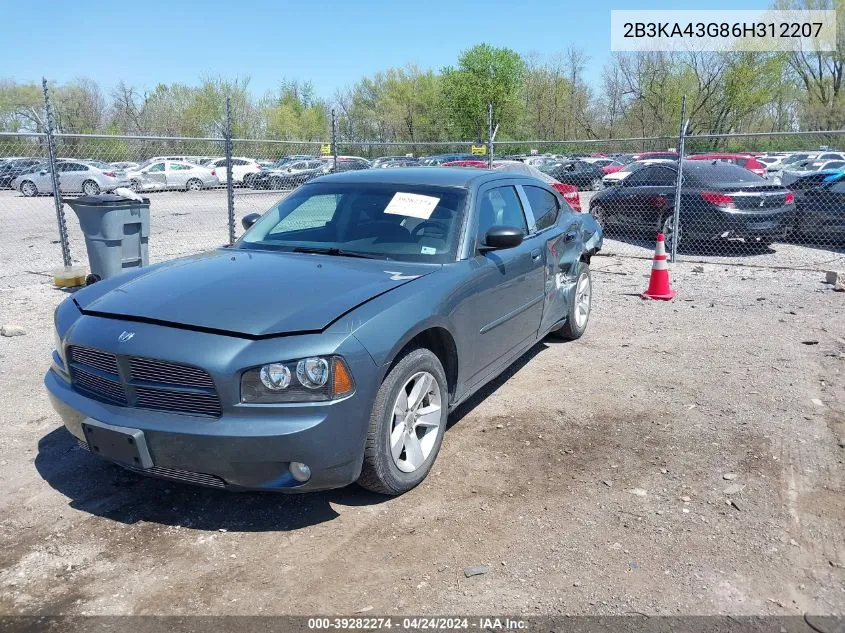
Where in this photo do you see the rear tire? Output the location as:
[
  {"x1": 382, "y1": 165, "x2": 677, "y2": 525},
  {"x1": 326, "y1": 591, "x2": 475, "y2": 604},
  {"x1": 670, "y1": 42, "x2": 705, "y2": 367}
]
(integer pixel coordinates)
[
  {"x1": 590, "y1": 204, "x2": 606, "y2": 230},
  {"x1": 20, "y1": 180, "x2": 38, "y2": 197},
  {"x1": 590, "y1": 178, "x2": 604, "y2": 191},
  {"x1": 82, "y1": 180, "x2": 100, "y2": 196},
  {"x1": 186, "y1": 178, "x2": 203, "y2": 191},
  {"x1": 358, "y1": 348, "x2": 448, "y2": 496},
  {"x1": 550, "y1": 262, "x2": 591, "y2": 341}
]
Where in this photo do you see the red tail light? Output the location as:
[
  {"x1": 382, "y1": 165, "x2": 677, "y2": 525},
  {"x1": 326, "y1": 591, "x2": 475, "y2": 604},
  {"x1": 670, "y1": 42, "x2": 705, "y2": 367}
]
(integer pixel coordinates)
[
  {"x1": 211, "y1": 169, "x2": 216, "y2": 176},
  {"x1": 784, "y1": 192, "x2": 794, "y2": 205},
  {"x1": 103, "y1": 171, "x2": 115, "y2": 177},
  {"x1": 701, "y1": 191, "x2": 735, "y2": 208},
  {"x1": 552, "y1": 183, "x2": 581, "y2": 211}
]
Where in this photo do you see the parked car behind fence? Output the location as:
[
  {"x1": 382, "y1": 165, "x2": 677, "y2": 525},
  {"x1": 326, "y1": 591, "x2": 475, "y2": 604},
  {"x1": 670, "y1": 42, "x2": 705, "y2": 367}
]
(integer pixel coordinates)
[
  {"x1": 126, "y1": 160, "x2": 219, "y2": 192},
  {"x1": 14, "y1": 160, "x2": 130, "y2": 196}
]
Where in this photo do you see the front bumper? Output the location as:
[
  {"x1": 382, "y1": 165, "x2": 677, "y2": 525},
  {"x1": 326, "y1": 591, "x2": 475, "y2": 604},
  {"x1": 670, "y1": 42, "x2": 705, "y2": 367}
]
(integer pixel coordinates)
[{"x1": 45, "y1": 316, "x2": 380, "y2": 492}]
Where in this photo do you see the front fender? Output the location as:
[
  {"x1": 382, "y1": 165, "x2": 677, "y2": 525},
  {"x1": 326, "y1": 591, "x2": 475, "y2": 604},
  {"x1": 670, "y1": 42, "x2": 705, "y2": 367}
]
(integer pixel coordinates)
[{"x1": 325, "y1": 270, "x2": 458, "y2": 378}]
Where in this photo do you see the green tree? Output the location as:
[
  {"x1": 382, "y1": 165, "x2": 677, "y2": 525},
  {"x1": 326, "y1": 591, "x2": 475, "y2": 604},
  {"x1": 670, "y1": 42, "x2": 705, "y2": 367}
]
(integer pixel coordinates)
[{"x1": 440, "y1": 44, "x2": 526, "y2": 140}]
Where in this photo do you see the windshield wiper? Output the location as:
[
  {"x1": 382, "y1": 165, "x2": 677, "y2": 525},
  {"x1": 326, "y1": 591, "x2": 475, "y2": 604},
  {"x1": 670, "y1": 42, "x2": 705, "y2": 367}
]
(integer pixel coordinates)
[{"x1": 292, "y1": 246, "x2": 386, "y2": 260}]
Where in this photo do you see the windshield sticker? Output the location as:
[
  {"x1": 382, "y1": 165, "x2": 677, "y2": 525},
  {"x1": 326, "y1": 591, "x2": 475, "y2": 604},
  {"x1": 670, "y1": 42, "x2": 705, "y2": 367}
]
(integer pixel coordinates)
[
  {"x1": 384, "y1": 192, "x2": 440, "y2": 219},
  {"x1": 420, "y1": 246, "x2": 437, "y2": 255}
]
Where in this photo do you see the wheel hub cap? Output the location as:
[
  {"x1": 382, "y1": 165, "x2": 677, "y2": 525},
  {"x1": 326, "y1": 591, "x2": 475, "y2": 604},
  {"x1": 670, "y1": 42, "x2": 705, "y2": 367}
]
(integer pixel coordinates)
[{"x1": 390, "y1": 371, "x2": 442, "y2": 473}]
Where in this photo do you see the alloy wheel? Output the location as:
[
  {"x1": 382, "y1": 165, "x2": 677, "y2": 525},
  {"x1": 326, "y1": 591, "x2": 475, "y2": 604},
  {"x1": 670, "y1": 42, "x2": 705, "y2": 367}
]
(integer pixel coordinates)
[
  {"x1": 389, "y1": 371, "x2": 442, "y2": 473},
  {"x1": 662, "y1": 215, "x2": 681, "y2": 253},
  {"x1": 574, "y1": 273, "x2": 591, "y2": 329}
]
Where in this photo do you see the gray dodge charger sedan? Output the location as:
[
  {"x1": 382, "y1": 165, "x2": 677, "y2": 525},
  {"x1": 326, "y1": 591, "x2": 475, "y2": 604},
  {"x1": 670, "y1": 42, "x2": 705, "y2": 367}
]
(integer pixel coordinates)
[{"x1": 46, "y1": 168, "x2": 602, "y2": 495}]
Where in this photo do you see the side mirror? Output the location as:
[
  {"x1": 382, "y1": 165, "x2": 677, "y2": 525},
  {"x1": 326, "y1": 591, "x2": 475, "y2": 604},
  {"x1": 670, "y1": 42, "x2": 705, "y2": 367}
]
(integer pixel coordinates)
[
  {"x1": 39, "y1": 170, "x2": 47, "y2": 175},
  {"x1": 482, "y1": 226, "x2": 524, "y2": 250},
  {"x1": 287, "y1": 168, "x2": 293, "y2": 173},
  {"x1": 241, "y1": 213, "x2": 261, "y2": 231}
]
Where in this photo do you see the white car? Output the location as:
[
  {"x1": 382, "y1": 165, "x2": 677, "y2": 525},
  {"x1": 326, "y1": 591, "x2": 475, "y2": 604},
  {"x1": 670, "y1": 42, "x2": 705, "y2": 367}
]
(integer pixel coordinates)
[
  {"x1": 126, "y1": 160, "x2": 220, "y2": 192},
  {"x1": 204, "y1": 157, "x2": 262, "y2": 185},
  {"x1": 111, "y1": 161, "x2": 139, "y2": 171},
  {"x1": 601, "y1": 158, "x2": 675, "y2": 187},
  {"x1": 13, "y1": 160, "x2": 130, "y2": 196}
]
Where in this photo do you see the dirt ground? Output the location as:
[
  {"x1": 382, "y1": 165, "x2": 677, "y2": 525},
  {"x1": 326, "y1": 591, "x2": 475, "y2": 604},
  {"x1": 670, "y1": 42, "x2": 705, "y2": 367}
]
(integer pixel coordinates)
[{"x1": 0, "y1": 252, "x2": 843, "y2": 617}]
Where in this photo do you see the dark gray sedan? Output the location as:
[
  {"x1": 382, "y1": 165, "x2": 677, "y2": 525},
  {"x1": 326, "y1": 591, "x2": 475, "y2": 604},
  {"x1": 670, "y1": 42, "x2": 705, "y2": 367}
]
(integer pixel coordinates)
[{"x1": 46, "y1": 168, "x2": 602, "y2": 495}]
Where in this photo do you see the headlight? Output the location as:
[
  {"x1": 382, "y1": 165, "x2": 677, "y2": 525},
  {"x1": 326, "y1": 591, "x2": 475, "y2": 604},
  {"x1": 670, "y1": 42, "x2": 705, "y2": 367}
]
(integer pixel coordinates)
[
  {"x1": 52, "y1": 327, "x2": 69, "y2": 380},
  {"x1": 296, "y1": 358, "x2": 329, "y2": 389},
  {"x1": 241, "y1": 356, "x2": 354, "y2": 403}
]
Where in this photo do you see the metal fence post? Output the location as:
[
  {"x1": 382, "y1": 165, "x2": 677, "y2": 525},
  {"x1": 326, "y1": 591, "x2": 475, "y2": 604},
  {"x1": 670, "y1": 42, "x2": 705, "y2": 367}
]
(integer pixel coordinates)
[
  {"x1": 487, "y1": 104, "x2": 494, "y2": 168},
  {"x1": 331, "y1": 108, "x2": 338, "y2": 172},
  {"x1": 42, "y1": 78, "x2": 71, "y2": 267},
  {"x1": 670, "y1": 95, "x2": 687, "y2": 264},
  {"x1": 225, "y1": 96, "x2": 235, "y2": 245}
]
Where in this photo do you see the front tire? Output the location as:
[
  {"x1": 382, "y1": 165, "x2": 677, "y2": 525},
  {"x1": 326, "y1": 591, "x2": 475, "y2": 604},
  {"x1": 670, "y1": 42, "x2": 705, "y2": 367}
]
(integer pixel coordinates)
[
  {"x1": 590, "y1": 204, "x2": 606, "y2": 230},
  {"x1": 662, "y1": 214, "x2": 681, "y2": 253},
  {"x1": 550, "y1": 261, "x2": 592, "y2": 341},
  {"x1": 358, "y1": 348, "x2": 448, "y2": 496},
  {"x1": 20, "y1": 180, "x2": 38, "y2": 197}
]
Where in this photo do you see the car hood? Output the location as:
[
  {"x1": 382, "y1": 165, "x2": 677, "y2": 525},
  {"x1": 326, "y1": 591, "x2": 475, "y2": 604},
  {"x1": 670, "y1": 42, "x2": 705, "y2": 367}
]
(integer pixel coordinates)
[{"x1": 74, "y1": 249, "x2": 437, "y2": 338}]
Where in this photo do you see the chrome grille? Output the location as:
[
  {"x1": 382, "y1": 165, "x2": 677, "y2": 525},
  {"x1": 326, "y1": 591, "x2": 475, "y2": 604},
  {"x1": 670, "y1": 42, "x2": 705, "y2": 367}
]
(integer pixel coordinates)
[
  {"x1": 67, "y1": 346, "x2": 119, "y2": 375},
  {"x1": 135, "y1": 386, "x2": 222, "y2": 417},
  {"x1": 129, "y1": 357, "x2": 215, "y2": 388},
  {"x1": 66, "y1": 345, "x2": 221, "y2": 418},
  {"x1": 72, "y1": 367, "x2": 127, "y2": 404}
]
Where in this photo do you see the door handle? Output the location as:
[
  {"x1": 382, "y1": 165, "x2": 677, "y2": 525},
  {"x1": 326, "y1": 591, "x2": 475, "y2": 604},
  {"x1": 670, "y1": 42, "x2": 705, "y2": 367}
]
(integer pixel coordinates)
[
  {"x1": 530, "y1": 248, "x2": 542, "y2": 261},
  {"x1": 564, "y1": 231, "x2": 577, "y2": 242}
]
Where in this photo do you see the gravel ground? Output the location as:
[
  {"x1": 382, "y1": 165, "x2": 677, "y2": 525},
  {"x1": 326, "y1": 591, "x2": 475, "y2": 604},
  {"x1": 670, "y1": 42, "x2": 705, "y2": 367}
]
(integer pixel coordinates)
[{"x1": 0, "y1": 247, "x2": 843, "y2": 615}]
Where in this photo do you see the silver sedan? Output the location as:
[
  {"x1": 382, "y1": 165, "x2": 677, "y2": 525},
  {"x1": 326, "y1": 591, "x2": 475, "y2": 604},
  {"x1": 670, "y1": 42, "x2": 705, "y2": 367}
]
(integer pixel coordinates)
[
  {"x1": 126, "y1": 160, "x2": 220, "y2": 192},
  {"x1": 14, "y1": 161, "x2": 131, "y2": 196}
]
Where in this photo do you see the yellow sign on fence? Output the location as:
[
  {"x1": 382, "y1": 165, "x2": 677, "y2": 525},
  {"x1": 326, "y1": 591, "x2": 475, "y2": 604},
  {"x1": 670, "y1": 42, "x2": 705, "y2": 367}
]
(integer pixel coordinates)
[
  {"x1": 320, "y1": 144, "x2": 332, "y2": 156},
  {"x1": 471, "y1": 145, "x2": 487, "y2": 156}
]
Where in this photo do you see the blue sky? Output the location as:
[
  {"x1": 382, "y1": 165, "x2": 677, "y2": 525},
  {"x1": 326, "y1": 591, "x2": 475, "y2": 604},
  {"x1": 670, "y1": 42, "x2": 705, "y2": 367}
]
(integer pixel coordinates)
[{"x1": 4, "y1": 0, "x2": 770, "y2": 99}]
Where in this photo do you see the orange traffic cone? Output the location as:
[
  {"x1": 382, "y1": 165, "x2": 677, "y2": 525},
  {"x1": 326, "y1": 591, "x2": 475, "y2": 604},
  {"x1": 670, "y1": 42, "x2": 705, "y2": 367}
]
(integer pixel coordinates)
[{"x1": 642, "y1": 233, "x2": 676, "y2": 300}]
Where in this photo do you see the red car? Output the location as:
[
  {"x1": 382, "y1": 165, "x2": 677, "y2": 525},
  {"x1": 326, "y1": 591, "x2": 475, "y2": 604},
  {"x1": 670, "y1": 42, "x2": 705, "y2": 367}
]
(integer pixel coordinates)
[
  {"x1": 442, "y1": 159, "x2": 582, "y2": 211},
  {"x1": 442, "y1": 160, "x2": 489, "y2": 168},
  {"x1": 687, "y1": 153, "x2": 767, "y2": 176},
  {"x1": 551, "y1": 182, "x2": 582, "y2": 212},
  {"x1": 601, "y1": 161, "x2": 626, "y2": 175}
]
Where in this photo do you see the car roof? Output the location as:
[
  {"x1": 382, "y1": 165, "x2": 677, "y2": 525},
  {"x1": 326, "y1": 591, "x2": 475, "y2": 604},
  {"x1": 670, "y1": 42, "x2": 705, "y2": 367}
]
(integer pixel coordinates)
[
  {"x1": 310, "y1": 166, "x2": 509, "y2": 188},
  {"x1": 690, "y1": 153, "x2": 752, "y2": 159}
]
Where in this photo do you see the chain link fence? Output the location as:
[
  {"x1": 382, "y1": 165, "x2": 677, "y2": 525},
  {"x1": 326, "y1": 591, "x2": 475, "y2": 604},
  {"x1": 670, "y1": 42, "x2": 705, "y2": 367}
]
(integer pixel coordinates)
[{"x1": 2, "y1": 113, "x2": 845, "y2": 288}]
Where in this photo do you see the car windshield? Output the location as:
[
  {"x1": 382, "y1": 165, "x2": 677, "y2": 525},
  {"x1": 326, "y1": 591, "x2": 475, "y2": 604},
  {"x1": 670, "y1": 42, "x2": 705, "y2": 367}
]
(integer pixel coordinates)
[{"x1": 236, "y1": 182, "x2": 468, "y2": 263}]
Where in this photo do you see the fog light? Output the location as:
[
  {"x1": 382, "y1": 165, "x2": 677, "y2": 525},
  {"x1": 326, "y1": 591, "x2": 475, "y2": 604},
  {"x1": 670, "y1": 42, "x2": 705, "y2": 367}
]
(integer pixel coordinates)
[{"x1": 289, "y1": 462, "x2": 311, "y2": 483}]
